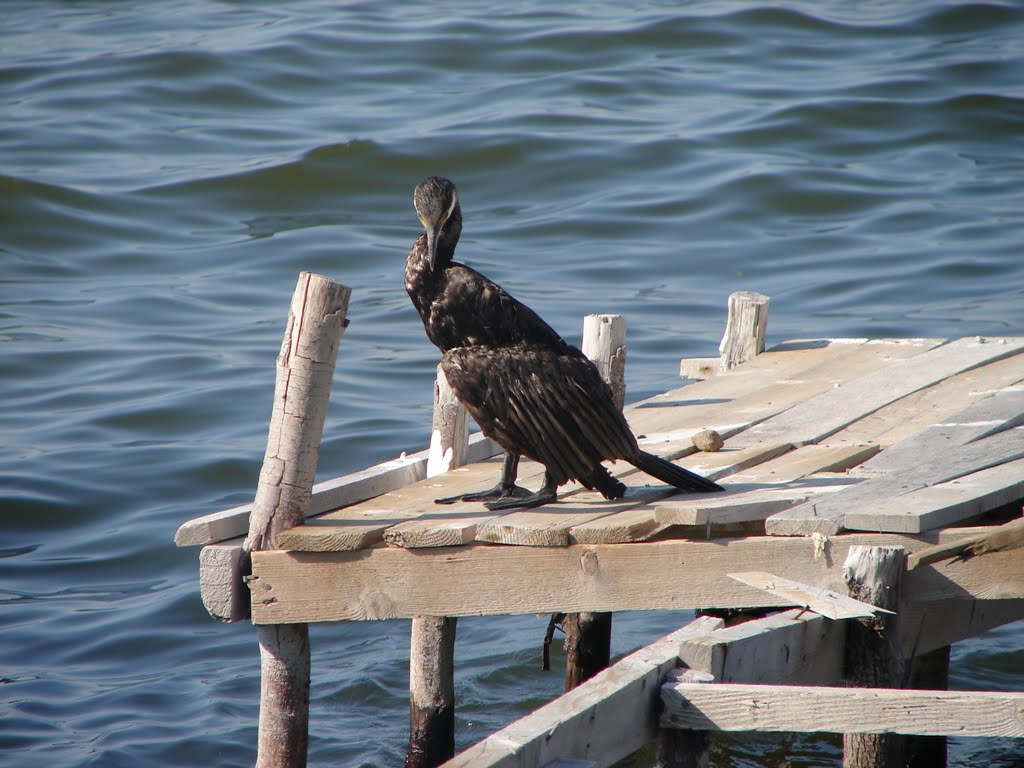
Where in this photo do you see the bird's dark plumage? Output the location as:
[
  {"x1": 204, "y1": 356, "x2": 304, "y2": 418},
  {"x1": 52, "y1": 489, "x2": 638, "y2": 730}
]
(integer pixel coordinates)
[{"x1": 405, "y1": 176, "x2": 723, "y2": 509}]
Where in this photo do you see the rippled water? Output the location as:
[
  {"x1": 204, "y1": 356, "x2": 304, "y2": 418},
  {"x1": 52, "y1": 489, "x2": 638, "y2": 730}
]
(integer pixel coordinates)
[{"x1": 2, "y1": 2, "x2": 1023, "y2": 766}]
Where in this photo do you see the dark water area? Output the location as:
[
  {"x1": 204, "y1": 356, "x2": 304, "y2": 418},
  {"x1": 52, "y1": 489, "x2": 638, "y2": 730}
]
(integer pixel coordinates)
[{"x1": 2, "y1": 2, "x2": 1023, "y2": 765}]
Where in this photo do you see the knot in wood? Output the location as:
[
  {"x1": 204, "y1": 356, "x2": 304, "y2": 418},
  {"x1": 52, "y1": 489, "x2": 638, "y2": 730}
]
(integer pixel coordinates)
[{"x1": 579, "y1": 549, "x2": 600, "y2": 576}]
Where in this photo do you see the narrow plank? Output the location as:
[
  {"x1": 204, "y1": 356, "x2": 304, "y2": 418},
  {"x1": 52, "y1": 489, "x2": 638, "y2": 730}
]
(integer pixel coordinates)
[
  {"x1": 727, "y1": 572, "x2": 893, "y2": 619},
  {"x1": 906, "y1": 516, "x2": 1024, "y2": 571},
  {"x1": 629, "y1": 338, "x2": 945, "y2": 453},
  {"x1": 844, "y1": 457, "x2": 1024, "y2": 533},
  {"x1": 678, "y1": 608, "x2": 845, "y2": 686},
  {"x1": 730, "y1": 444, "x2": 879, "y2": 484},
  {"x1": 174, "y1": 433, "x2": 500, "y2": 546},
  {"x1": 654, "y1": 477, "x2": 857, "y2": 528},
  {"x1": 853, "y1": 382, "x2": 1024, "y2": 476},
  {"x1": 731, "y1": 336, "x2": 1024, "y2": 450},
  {"x1": 829, "y1": 355, "x2": 1024, "y2": 449},
  {"x1": 660, "y1": 682, "x2": 1024, "y2": 738},
  {"x1": 444, "y1": 616, "x2": 724, "y2": 768},
  {"x1": 248, "y1": 528, "x2": 1022, "y2": 623},
  {"x1": 568, "y1": 444, "x2": 794, "y2": 545},
  {"x1": 766, "y1": 426, "x2": 1024, "y2": 536}
]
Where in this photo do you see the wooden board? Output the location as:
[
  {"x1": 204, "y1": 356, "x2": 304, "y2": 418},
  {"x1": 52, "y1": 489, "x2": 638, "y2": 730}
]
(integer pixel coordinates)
[
  {"x1": 678, "y1": 608, "x2": 844, "y2": 686},
  {"x1": 828, "y1": 356, "x2": 1024, "y2": 449},
  {"x1": 727, "y1": 572, "x2": 891, "y2": 619},
  {"x1": 660, "y1": 681, "x2": 1024, "y2": 738},
  {"x1": 844, "y1": 457, "x2": 1024, "y2": 533},
  {"x1": 174, "y1": 434, "x2": 500, "y2": 546},
  {"x1": 766, "y1": 426, "x2": 1024, "y2": 536},
  {"x1": 248, "y1": 528, "x2": 1024, "y2": 623},
  {"x1": 444, "y1": 616, "x2": 724, "y2": 768},
  {"x1": 731, "y1": 336, "x2": 1024, "y2": 450}
]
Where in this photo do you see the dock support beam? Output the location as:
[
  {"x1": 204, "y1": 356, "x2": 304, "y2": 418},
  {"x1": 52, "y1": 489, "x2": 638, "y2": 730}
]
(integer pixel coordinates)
[
  {"x1": 842, "y1": 546, "x2": 905, "y2": 768},
  {"x1": 719, "y1": 291, "x2": 769, "y2": 373},
  {"x1": 244, "y1": 272, "x2": 351, "y2": 768},
  {"x1": 407, "y1": 366, "x2": 468, "y2": 768},
  {"x1": 562, "y1": 314, "x2": 627, "y2": 691}
]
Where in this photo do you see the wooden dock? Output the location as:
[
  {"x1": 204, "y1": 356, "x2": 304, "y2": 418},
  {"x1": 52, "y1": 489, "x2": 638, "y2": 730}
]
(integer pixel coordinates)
[{"x1": 177, "y1": 282, "x2": 1024, "y2": 767}]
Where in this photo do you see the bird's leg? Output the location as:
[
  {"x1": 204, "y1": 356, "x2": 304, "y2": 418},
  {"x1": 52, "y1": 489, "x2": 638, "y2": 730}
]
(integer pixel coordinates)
[
  {"x1": 433, "y1": 452, "x2": 534, "y2": 505},
  {"x1": 484, "y1": 470, "x2": 559, "y2": 511}
]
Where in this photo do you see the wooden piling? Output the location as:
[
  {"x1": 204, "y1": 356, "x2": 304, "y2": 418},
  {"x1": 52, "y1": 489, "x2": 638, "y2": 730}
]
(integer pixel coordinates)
[
  {"x1": 561, "y1": 315, "x2": 626, "y2": 691},
  {"x1": 244, "y1": 272, "x2": 351, "y2": 768},
  {"x1": 842, "y1": 545, "x2": 905, "y2": 768},
  {"x1": 718, "y1": 291, "x2": 769, "y2": 373},
  {"x1": 407, "y1": 365, "x2": 469, "y2": 768}
]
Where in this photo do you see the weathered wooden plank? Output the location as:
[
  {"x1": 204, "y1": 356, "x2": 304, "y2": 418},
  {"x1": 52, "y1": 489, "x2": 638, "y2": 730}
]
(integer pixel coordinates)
[
  {"x1": 732, "y1": 336, "x2": 1024, "y2": 450},
  {"x1": 844, "y1": 457, "x2": 1024, "y2": 533},
  {"x1": 174, "y1": 433, "x2": 500, "y2": 546},
  {"x1": 906, "y1": 516, "x2": 1024, "y2": 571},
  {"x1": 248, "y1": 528, "x2": 1022, "y2": 624},
  {"x1": 631, "y1": 338, "x2": 945, "y2": 453},
  {"x1": 727, "y1": 572, "x2": 892, "y2": 619},
  {"x1": 660, "y1": 682, "x2": 1024, "y2": 738},
  {"x1": 853, "y1": 382, "x2": 1024, "y2": 476},
  {"x1": 829, "y1": 355, "x2": 1024, "y2": 450},
  {"x1": 654, "y1": 477, "x2": 856, "y2": 528},
  {"x1": 678, "y1": 608, "x2": 845, "y2": 686},
  {"x1": 766, "y1": 426, "x2": 1024, "y2": 536},
  {"x1": 718, "y1": 291, "x2": 770, "y2": 373},
  {"x1": 199, "y1": 538, "x2": 249, "y2": 621},
  {"x1": 444, "y1": 616, "x2": 725, "y2": 768}
]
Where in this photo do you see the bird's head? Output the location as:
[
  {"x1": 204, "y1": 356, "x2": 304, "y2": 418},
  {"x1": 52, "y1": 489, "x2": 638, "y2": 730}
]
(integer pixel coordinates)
[{"x1": 413, "y1": 176, "x2": 462, "y2": 270}]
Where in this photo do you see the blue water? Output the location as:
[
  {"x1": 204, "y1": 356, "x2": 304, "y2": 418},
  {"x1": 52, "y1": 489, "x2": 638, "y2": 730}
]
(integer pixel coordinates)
[{"x1": 2, "y1": 2, "x2": 1023, "y2": 766}]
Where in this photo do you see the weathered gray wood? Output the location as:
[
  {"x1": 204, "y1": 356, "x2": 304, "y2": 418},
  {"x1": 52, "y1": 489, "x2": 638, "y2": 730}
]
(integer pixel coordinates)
[
  {"x1": 727, "y1": 572, "x2": 893, "y2": 620},
  {"x1": 843, "y1": 546, "x2": 905, "y2": 768},
  {"x1": 906, "y1": 516, "x2": 1024, "y2": 571},
  {"x1": 248, "y1": 528, "x2": 1024, "y2": 623},
  {"x1": 175, "y1": 433, "x2": 501, "y2": 547},
  {"x1": 718, "y1": 291, "x2": 770, "y2": 373},
  {"x1": 734, "y1": 336, "x2": 1024, "y2": 451},
  {"x1": 408, "y1": 615, "x2": 457, "y2": 768},
  {"x1": 900, "y1": 599, "x2": 1024, "y2": 657},
  {"x1": 904, "y1": 646, "x2": 950, "y2": 768},
  {"x1": 844, "y1": 457, "x2": 1024, "y2": 533},
  {"x1": 767, "y1": 426, "x2": 1024, "y2": 536},
  {"x1": 408, "y1": 366, "x2": 467, "y2": 768},
  {"x1": 444, "y1": 616, "x2": 724, "y2": 768},
  {"x1": 678, "y1": 608, "x2": 845, "y2": 686},
  {"x1": 583, "y1": 313, "x2": 626, "y2": 409},
  {"x1": 659, "y1": 682, "x2": 1024, "y2": 738},
  {"x1": 428, "y1": 363, "x2": 470, "y2": 477},
  {"x1": 199, "y1": 539, "x2": 249, "y2": 622},
  {"x1": 655, "y1": 669, "x2": 712, "y2": 768},
  {"x1": 854, "y1": 381, "x2": 1024, "y2": 476},
  {"x1": 244, "y1": 272, "x2": 350, "y2": 768}
]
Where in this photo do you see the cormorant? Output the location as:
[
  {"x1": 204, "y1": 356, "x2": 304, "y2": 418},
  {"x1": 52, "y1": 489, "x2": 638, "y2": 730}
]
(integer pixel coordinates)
[{"x1": 405, "y1": 175, "x2": 723, "y2": 510}]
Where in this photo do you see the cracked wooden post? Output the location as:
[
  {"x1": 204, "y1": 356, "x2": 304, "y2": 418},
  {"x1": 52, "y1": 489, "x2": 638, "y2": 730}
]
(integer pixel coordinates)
[
  {"x1": 244, "y1": 272, "x2": 351, "y2": 768},
  {"x1": 718, "y1": 291, "x2": 769, "y2": 372},
  {"x1": 842, "y1": 545, "x2": 905, "y2": 768},
  {"x1": 562, "y1": 314, "x2": 626, "y2": 691},
  {"x1": 407, "y1": 366, "x2": 468, "y2": 768}
]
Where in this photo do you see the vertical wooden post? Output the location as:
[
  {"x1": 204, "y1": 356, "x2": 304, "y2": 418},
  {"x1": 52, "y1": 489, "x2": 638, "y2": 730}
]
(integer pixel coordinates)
[
  {"x1": 407, "y1": 366, "x2": 468, "y2": 768},
  {"x1": 561, "y1": 315, "x2": 627, "y2": 691},
  {"x1": 244, "y1": 272, "x2": 351, "y2": 768},
  {"x1": 718, "y1": 291, "x2": 769, "y2": 372},
  {"x1": 842, "y1": 545, "x2": 905, "y2": 768}
]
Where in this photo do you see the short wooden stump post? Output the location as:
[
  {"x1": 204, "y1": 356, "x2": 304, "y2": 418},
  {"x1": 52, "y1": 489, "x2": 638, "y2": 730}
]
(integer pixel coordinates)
[{"x1": 244, "y1": 272, "x2": 351, "y2": 768}]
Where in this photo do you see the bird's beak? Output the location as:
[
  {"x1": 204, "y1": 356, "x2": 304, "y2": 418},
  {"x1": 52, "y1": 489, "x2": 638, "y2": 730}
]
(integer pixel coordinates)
[{"x1": 426, "y1": 225, "x2": 440, "y2": 271}]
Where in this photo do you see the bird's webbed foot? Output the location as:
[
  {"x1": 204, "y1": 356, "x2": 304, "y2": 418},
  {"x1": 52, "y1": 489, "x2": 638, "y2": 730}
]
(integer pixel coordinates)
[
  {"x1": 434, "y1": 483, "x2": 533, "y2": 506},
  {"x1": 483, "y1": 486, "x2": 558, "y2": 511}
]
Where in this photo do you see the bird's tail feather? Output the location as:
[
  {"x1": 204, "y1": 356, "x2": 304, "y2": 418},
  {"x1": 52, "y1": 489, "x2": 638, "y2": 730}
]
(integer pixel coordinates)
[{"x1": 632, "y1": 451, "x2": 724, "y2": 493}]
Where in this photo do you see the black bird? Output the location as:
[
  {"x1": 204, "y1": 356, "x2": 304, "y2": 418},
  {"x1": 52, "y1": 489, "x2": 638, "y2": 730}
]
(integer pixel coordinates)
[{"x1": 405, "y1": 176, "x2": 723, "y2": 510}]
